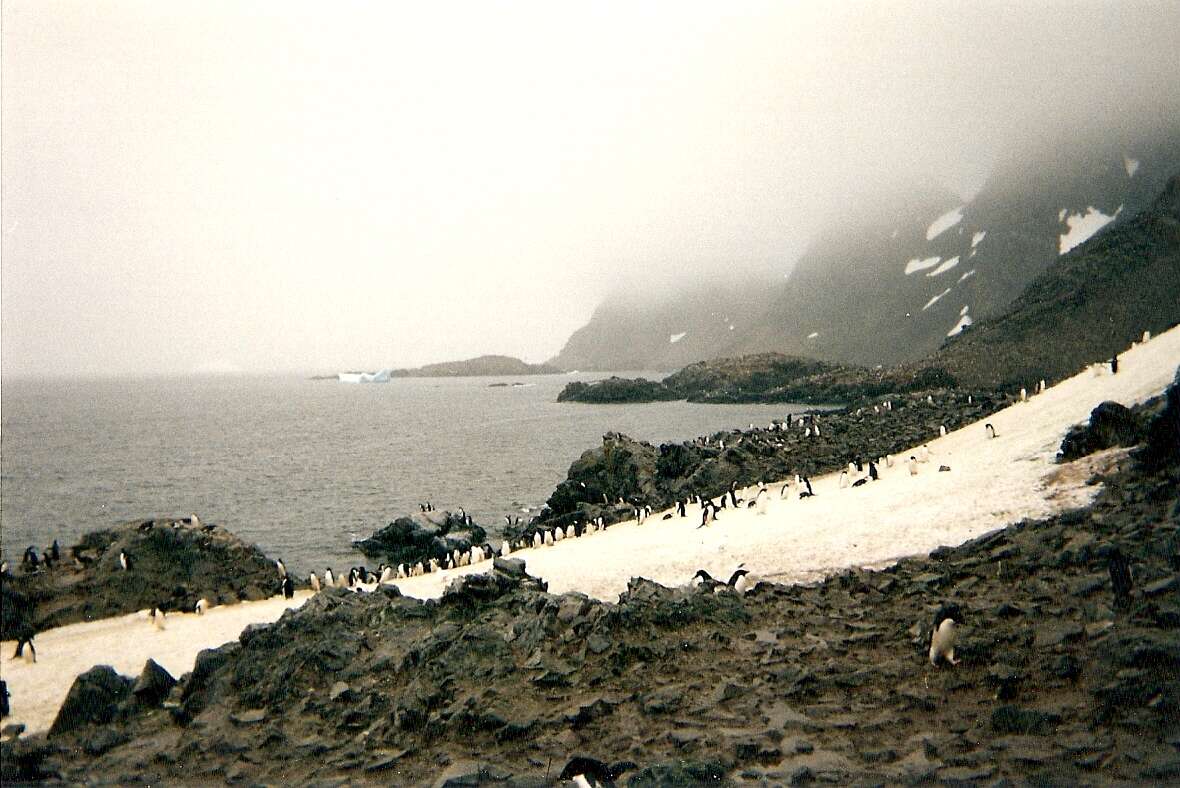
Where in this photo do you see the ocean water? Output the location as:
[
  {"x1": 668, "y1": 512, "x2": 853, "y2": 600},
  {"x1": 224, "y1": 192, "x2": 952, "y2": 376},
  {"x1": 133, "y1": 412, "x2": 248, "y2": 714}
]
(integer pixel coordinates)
[{"x1": 1, "y1": 373, "x2": 810, "y2": 575}]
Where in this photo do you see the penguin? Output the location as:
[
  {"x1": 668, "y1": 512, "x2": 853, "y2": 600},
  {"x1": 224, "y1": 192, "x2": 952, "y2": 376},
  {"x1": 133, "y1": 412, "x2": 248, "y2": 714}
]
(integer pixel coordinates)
[
  {"x1": 195, "y1": 598, "x2": 208, "y2": 615},
  {"x1": 282, "y1": 576, "x2": 295, "y2": 599},
  {"x1": 1111, "y1": 354, "x2": 1119, "y2": 374},
  {"x1": 918, "y1": 445, "x2": 931, "y2": 463},
  {"x1": 661, "y1": 512, "x2": 673, "y2": 520},
  {"x1": 939, "y1": 425, "x2": 947, "y2": 437},
  {"x1": 847, "y1": 462, "x2": 857, "y2": 475},
  {"x1": 851, "y1": 477, "x2": 869, "y2": 487},
  {"x1": 554, "y1": 527, "x2": 565, "y2": 542},
  {"x1": 643, "y1": 504, "x2": 652, "y2": 520},
  {"x1": 533, "y1": 532, "x2": 543, "y2": 549},
  {"x1": 1020, "y1": 387, "x2": 1028, "y2": 402},
  {"x1": 336, "y1": 569, "x2": 348, "y2": 587},
  {"x1": 12, "y1": 631, "x2": 37, "y2": 663},
  {"x1": 727, "y1": 568, "x2": 754, "y2": 595},
  {"x1": 780, "y1": 482, "x2": 791, "y2": 499},
  {"x1": 380, "y1": 565, "x2": 393, "y2": 583},
  {"x1": 119, "y1": 551, "x2": 131, "y2": 571},
  {"x1": 813, "y1": 423, "x2": 821, "y2": 437},
  {"x1": 150, "y1": 606, "x2": 166, "y2": 630},
  {"x1": 755, "y1": 488, "x2": 769, "y2": 515},
  {"x1": 868, "y1": 461, "x2": 879, "y2": 481},
  {"x1": 929, "y1": 615, "x2": 960, "y2": 666},
  {"x1": 413, "y1": 561, "x2": 424, "y2": 576},
  {"x1": 558, "y1": 757, "x2": 635, "y2": 788},
  {"x1": 21, "y1": 546, "x2": 39, "y2": 570},
  {"x1": 138, "y1": 520, "x2": 154, "y2": 533},
  {"x1": 985, "y1": 423, "x2": 997, "y2": 439},
  {"x1": 718, "y1": 495, "x2": 727, "y2": 509},
  {"x1": 50, "y1": 540, "x2": 60, "y2": 562},
  {"x1": 324, "y1": 567, "x2": 335, "y2": 587},
  {"x1": 310, "y1": 572, "x2": 321, "y2": 592},
  {"x1": 885, "y1": 454, "x2": 894, "y2": 468},
  {"x1": 908, "y1": 456, "x2": 919, "y2": 476},
  {"x1": 690, "y1": 569, "x2": 719, "y2": 590},
  {"x1": 276, "y1": 558, "x2": 287, "y2": 578},
  {"x1": 838, "y1": 471, "x2": 850, "y2": 489},
  {"x1": 544, "y1": 530, "x2": 555, "y2": 546},
  {"x1": 698, "y1": 503, "x2": 714, "y2": 528},
  {"x1": 504, "y1": 515, "x2": 512, "y2": 527},
  {"x1": 677, "y1": 500, "x2": 687, "y2": 517},
  {"x1": 927, "y1": 394, "x2": 935, "y2": 405},
  {"x1": 1142, "y1": 330, "x2": 1151, "y2": 343},
  {"x1": 802, "y1": 476, "x2": 814, "y2": 496}
]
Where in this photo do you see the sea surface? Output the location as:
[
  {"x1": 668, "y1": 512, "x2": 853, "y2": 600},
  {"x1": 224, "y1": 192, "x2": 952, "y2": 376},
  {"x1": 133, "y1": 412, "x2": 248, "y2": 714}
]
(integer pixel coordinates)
[{"x1": 1, "y1": 373, "x2": 812, "y2": 574}]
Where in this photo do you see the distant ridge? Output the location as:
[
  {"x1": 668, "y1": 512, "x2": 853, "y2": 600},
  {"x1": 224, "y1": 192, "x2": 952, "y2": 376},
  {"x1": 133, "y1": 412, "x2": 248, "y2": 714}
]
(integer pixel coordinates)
[{"x1": 389, "y1": 355, "x2": 563, "y2": 378}]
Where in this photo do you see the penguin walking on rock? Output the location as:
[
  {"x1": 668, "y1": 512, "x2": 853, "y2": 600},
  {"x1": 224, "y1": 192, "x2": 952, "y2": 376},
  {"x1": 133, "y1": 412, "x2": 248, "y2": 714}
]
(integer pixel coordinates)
[
  {"x1": 119, "y1": 551, "x2": 131, "y2": 571},
  {"x1": 282, "y1": 576, "x2": 295, "y2": 599},
  {"x1": 928, "y1": 605, "x2": 962, "y2": 666}
]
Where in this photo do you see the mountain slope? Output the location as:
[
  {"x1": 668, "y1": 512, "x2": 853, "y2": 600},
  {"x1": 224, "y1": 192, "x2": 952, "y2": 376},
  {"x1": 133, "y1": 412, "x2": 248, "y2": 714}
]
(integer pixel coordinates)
[
  {"x1": 923, "y1": 173, "x2": 1180, "y2": 388},
  {"x1": 550, "y1": 125, "x2": 1180, "y2": 370}
]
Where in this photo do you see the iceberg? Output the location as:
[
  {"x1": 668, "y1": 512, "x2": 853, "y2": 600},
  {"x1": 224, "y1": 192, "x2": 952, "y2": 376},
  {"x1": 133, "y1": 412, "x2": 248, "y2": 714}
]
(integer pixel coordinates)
[{"x1": 338, "y1": 369, "x2": 392, "y2": 383}]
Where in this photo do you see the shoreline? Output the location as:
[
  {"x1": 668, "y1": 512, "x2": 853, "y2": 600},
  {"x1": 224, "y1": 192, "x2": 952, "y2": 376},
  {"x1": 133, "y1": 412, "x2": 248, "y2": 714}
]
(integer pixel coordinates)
[{"x1": 4, "y1": 325, "x2": 1177, "y2": 741}]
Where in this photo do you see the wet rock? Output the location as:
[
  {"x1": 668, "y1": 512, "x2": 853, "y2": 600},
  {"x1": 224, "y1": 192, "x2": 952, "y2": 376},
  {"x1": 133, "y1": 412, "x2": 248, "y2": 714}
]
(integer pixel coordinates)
[
  {"x1": 49, "y1": 665, "x2": 133, "y2": 737},
  {"x1": 229, "y1": 708, "x2": 267, "y2": 725}
]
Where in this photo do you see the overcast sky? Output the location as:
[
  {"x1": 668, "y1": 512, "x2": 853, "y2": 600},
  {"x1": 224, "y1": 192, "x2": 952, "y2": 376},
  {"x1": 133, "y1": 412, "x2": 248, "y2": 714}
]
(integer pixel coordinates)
[{"x1": 3, "y1": 1, "x2": 1178, "y2": 377}]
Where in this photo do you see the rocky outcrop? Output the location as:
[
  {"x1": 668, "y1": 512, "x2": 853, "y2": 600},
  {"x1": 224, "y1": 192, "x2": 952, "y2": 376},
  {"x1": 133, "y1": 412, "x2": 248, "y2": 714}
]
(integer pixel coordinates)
[
  {"x1": 1058, "y1": 401, "x2": 1145, "y2": 461},
  {"x1": 352, "y1": 512, "x2": 487, "y2": 566},
  {"x1": 530, "y1": 390, "x2": 1008, "y2": 534},
  {"x1": 0, "y1": 518, "x2": 287, "y2": 639},
  {"x1": 557, "y1": 377, "x2": 679, "y2": 403}
]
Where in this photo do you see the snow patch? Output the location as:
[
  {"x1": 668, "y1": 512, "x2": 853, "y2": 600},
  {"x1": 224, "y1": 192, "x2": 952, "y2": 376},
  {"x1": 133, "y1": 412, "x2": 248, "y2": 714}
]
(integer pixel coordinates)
[
  {"x1": 669, "y1": 332, "x2": 686, "y2": 344},
  {"x1": 1059, "y1": 205, "x2": 1122, "y2": 255},
  {"x1": 1058, "y1": 208, "x2": 1068, "y2": 222},
  {"x1": 1124, "y1": 156, "x2": 1140, "y2": 177},
  {"x1": 926, "y1": 206, "x2": 964, "y2": 241},
  {"x1": 926, "y1": 256, "x2": 960, "y2": 277},
  {"x1": 922, "y1": 288, "x2": 952, "y2": 311},
  {"x1": 728, "y1": 324, "x2": 735, "y2": 331},
  {"x1": 971, "y1": 230, "x2": 986, "y2": 248},
  {"x1": 947, "y1": 311, "x2": 973, "y2": 336},
  {"x1": 807, "y1": 331, "x2": 819, "y2": 339},
  {"x1": 958, "y1": 269, "x2": 976, "y2": 283},
  {"x1": 959, "y1": 304, "x2": 969, "y2": 316},
  {"x1": 904, "y1": 256, "x2": 942, "y2": 275}
]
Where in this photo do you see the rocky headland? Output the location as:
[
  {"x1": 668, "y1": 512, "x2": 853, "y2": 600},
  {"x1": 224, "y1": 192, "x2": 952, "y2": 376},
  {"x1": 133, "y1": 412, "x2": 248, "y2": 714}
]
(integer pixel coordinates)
[
  {"x1": 352, "y1": 511, "x2": 488, "y2": 568},
  {"x1": 3, "y1": 375, "x2": 1177, "y2": 785},
  {"x1": 1, "y1": 517, "x2": 288, "y2": 641}
]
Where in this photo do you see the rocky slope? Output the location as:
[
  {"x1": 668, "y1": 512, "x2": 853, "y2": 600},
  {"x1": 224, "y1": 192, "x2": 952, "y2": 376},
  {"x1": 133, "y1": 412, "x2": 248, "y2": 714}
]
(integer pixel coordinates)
[
  {"x1": 558, "y1": 353, "x2": 954, "y2": 406},
  {"x1": 1, "y1": 518, "x2": 286, "y2": 641},
  {"x1": 550, "y1": 125, "x2": 1180, "y2": 372},
  {"x1": 5, "y1": 380, "x2": 1178, "y2": 785},
  {"x1": 530, "y1": 383, "x2": 1007, "y2": 539}
]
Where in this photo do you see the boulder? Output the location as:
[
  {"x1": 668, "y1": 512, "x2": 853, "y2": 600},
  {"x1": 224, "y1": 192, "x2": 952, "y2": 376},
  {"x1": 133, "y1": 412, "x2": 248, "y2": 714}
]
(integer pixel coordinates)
[
  {"x1": 49, "y1": 666, "x2": 133, "y2": 737},
  {"x1": 130, "y1": 659, "x2": 176, "y2": 708},
  {"x1": 1058, "y1": 401, "x2": 1142, "y2": 461}
]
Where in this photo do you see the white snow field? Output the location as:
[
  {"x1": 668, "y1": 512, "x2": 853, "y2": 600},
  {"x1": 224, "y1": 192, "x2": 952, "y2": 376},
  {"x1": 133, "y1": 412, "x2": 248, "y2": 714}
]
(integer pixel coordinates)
[
  {"x1": 926, "y1": 206, "x2": 964, "y2": 240},
  {"x1": 4, "y1": 325, "x2": 1179, "y2": 735},
  {"x1": 1059, "y1": 205, "x2": 1122, "y2": 254}
]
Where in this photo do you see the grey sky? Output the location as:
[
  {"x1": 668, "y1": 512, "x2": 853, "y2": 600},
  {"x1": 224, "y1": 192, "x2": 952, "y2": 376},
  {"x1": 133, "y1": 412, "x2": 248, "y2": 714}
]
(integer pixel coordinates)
[{"x1": 3, "y1": 1, "x2": 1178, "y2": 377}]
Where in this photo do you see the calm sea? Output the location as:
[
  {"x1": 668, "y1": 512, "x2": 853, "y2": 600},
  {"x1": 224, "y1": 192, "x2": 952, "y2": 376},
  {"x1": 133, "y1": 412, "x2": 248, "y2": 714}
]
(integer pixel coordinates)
[{"x1": 1, "y1": 373, "x2": 808, "y2": 575}]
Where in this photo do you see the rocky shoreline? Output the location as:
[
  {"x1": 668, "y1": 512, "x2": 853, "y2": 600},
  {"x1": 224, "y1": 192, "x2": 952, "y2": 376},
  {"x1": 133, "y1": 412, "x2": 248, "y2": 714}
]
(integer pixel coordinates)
[{"x1": 1, "y1": 370, "x2": 1176, "y2": 785}]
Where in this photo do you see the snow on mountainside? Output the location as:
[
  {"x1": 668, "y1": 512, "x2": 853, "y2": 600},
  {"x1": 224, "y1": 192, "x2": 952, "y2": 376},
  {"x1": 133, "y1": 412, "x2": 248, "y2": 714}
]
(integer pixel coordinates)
[{"x1": 549, "y1": 127, "x2": 1180, "y2": 371}]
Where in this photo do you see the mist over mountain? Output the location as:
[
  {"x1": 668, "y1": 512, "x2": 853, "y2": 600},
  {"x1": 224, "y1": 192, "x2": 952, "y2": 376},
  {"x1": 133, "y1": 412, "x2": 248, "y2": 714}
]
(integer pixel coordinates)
[{"x1": 549, "y1": 122, "x2": 1180, "y2": 371}]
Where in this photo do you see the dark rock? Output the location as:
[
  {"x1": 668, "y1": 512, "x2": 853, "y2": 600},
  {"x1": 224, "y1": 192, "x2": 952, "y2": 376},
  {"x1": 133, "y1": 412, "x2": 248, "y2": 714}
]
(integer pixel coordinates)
[
  {"x1": 82, "y1": 727, "x2": 131, "y2": 757},
  {"x1": 493, "y1": 557, "x2": 526, "y2": 577},
  {"x1": 1058, "y1": 401, "x2": 1142, "y2": 461},
  {"x1": 1032, "y1": 623, "x2": 1083, "y2": 648},
  {"x1": 627, "y1": 759, "x2": 727, "y2": 786},
  {"x1": 990, "y1": 705, "x2": 1061, "y2": 736},
  {"x1": 49, "y1": 665, "x2": 133, "y2": 737},
  {"x1": 229, "y1": 708, "x2": 267, "y2": 725},
  {"x1": 1143, "y1": 574, "x2": 1179, "y2": 597},
  {"x1": 130, "y1": 659, "x2": 177, "y2": 708}
]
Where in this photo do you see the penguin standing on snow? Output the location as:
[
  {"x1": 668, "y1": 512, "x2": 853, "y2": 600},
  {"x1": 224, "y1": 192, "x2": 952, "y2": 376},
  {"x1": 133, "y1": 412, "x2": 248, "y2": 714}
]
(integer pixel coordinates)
[
  {"x1": 985, "y1": 423, "x2": 997, "y2": 439},
  {"x1": 677, "y1": 500, "x2": 687, "y2": 517},
  {"x1": 195, "y1": 598, "x2": 208, "y2": 615},
  {"x1": 324, "y1": 568, "x2": 335, "y2": 587},
  {"x1": 282, "y1": 575, "x2": 295, "y2": 599},
  {"x1": 150, "y1": 606, "x2": 167, "y2": 630},
  {"x1": 838, "y1": 470, "x2": 850, "y2": 489},
  {"x1": 698, "y1": 501, "x2": 716, "y2": 528},
  {"x1": 869, "y1": 460, "x2": 879, "y2": 481},
  {"x1": 310, "y1": 572, "x2": 321, "y2": 592},
  {"x1": 908, "y1": 456, "x2": 919, "y2": 476}
]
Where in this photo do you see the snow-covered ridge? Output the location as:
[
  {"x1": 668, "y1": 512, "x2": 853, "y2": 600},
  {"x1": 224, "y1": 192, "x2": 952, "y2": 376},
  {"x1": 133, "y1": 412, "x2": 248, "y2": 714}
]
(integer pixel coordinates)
[{"x1": 922, "y1": 287, "x2": 953, "y2": 311}]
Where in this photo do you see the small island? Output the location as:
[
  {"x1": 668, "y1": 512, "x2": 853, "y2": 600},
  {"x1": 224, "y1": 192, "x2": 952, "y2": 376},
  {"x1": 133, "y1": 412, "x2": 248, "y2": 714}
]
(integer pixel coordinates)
[{"x1": 314, "y1": 355, "x2": 563, "y2": 381}]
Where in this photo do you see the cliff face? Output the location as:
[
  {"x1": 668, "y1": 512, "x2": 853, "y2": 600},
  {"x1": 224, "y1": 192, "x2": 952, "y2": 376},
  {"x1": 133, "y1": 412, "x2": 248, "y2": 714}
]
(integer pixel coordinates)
[{"x1": 549, "y1": 125, "x2": 1180, "y2": 371}]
